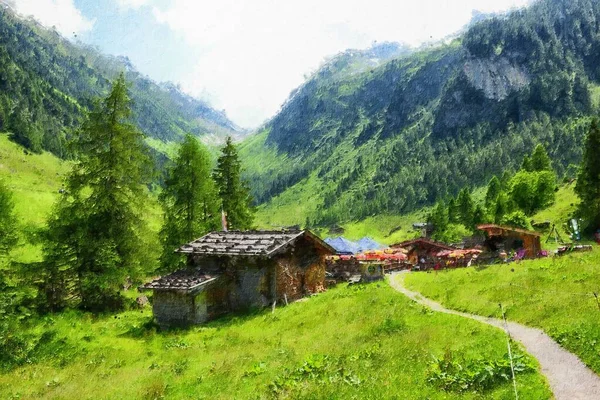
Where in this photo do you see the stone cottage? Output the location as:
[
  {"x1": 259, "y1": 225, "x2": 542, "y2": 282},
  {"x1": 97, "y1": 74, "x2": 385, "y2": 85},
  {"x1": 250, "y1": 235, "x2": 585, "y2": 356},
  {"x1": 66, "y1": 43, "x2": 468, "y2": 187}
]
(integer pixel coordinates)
[{"x1": 142, "y1": 230, "x2": 335, "y2": 327}]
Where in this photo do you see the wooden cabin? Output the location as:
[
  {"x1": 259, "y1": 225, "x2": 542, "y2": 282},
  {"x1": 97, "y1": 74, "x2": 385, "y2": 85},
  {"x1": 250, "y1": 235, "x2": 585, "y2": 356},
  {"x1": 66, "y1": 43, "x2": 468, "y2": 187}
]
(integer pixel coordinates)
[
  {"x1": 142, "y1": 230, "x2": 335, "y2": 327},
  {"x1": 391, "y1": 238, "x2": 455, "y2": 270},
  {"x1": 477, "y1": 224, "x2": 542, "y2": 259}
]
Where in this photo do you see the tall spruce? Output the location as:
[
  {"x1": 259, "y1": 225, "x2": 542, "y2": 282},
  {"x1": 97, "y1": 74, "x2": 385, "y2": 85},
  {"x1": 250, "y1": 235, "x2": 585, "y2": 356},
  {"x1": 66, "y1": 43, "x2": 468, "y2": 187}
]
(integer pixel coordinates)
[
  {"x1": 42, "y1": 74, "x2": 152, "y2": 311},
  {"x1": 530, "y1": 144, "x2": 552, "y2": 172},
  {"x1": 457, "y1": 188, "x2": 475, "y2": 228},
  {"x1": 485, "y1": 176, "x2": 502, "y2": 209},
  {"x1": 159, "y1": 135, "x2": 220, "y2": 272},
  {"x1": 428, "y1": 201, "x2": 449, "y2": 234},
  {"x1": 575, "y1": 118, "x2": 600, "y2": 232},
  {"x1": 213, "y1": 137, "x2": 254, "y2": 230}
]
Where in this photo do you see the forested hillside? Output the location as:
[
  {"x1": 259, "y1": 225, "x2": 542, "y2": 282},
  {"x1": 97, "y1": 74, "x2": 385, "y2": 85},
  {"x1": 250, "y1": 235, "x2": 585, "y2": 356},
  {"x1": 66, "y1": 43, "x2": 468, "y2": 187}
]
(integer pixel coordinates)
[
  {"x1": 0, "y1": 3, "x2": 240, "y2": 158},
  {"x1": 242, "y1": 0, "x2": 599, "y2": 227}
]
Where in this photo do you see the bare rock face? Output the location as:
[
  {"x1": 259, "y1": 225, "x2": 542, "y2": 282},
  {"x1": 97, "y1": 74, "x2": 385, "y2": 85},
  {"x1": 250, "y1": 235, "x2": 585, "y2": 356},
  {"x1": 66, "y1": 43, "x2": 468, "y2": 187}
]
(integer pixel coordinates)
[{"x1": 463, "y1": 57, "x2": 530, "y2": 101}]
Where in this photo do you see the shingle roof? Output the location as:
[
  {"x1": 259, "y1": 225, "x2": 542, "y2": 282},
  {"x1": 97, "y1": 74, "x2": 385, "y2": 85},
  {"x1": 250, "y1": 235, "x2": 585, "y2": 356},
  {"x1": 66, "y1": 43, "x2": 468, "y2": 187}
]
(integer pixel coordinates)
[
  {"x1": 391, "y1": 237, "x2": 456, "y2": 251},
  {"x1": 177, "y1": 230, "x2": 335, "y2": 257},
  {"x1": 142, "y1": 269, "x2": 218, "y2": 291},
  {"x1": 477, "y1": 224, "x2": 542, "y2": 237}
]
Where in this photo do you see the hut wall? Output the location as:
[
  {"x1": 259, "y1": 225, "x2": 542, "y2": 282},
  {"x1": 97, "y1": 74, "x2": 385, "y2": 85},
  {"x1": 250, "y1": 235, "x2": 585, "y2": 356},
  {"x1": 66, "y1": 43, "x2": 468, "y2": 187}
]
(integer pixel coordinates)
[
  {"x1": 152, "y1": 290, "x2": 209, "y2": 327},
  {"x1": 326, "y1": 258, "x2": 361, "y2": 281},
  {"x1": 274, "y1": 239, "x2": 326, "y2": 301},
  {"x1": 228, "y1": 263, "x2": 273, "y2": 310}
]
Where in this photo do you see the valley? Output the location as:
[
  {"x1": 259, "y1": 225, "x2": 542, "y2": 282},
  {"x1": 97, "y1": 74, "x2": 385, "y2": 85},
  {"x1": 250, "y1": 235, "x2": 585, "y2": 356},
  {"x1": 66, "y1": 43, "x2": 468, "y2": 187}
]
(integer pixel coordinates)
[{"x1": 2, "y1": 0, "x2": 600, "y2": 398}]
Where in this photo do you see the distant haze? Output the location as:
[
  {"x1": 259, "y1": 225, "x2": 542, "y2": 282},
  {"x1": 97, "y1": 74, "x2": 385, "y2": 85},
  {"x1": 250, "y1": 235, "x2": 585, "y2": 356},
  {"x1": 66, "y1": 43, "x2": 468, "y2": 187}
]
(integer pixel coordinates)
[{"x1": 12, "y1": 0, "x2": 532, "y2": 128}]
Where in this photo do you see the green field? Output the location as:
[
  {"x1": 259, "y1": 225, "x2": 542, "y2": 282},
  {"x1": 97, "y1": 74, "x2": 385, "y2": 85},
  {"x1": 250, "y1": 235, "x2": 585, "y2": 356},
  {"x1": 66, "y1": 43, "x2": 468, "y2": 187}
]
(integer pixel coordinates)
[
  {"x1": 0, "y1": 134, "x2": 69, "y2": 228},
  {"x1": 0, "y1": 282, "x2": 550, "y2": 399},
  {"x1": 405, "y1": 248, "x2": 600, "y2": 375}
]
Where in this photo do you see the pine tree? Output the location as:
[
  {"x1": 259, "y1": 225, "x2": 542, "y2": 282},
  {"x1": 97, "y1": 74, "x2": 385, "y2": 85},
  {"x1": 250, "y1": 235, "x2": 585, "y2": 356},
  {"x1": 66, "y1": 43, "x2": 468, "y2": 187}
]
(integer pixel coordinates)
[
  {"x1": 521, "y1": 155, "x2": 533, "y2": 172},
  {"x1": 42, "y1": 74, "x2": 152, "y2": 311},
  {"x1": 575, "y1": 118, "x2": 600, "y2": 232},
  {"x1": 493, "y1": 192, "x2": 510, "y2": 224},
  {"x1": 428, "y1": 201, "x2": 449, "y2": 235},
  {"x1": 473, "y1": 204, "x2": 486, "y2": 226},
  {"x1": 447, "y1": 198, "x2": 459, "y2": 224},
  {"x1": 457, "y1": 188, "x2": 475, "y2": 227},
  {"x1": 485, "y1": 176, "x2": 501, "y2": 209},
  {"x1": 530, "y1": 144, "x2": 552, "y2": 172},
  {"x1": 213, "y1": 137, "x2": 254, "y2": 230},
  {"x1": 159, "y1": 135, "x2": 220, "y2": 272}
]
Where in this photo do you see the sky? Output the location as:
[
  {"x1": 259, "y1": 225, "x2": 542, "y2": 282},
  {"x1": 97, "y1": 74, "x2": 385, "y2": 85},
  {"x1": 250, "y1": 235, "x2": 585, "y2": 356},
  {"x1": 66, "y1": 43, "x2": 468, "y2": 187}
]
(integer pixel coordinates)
[{"x1": 11, "y1": 0, "x2": 533, "y2": 128}]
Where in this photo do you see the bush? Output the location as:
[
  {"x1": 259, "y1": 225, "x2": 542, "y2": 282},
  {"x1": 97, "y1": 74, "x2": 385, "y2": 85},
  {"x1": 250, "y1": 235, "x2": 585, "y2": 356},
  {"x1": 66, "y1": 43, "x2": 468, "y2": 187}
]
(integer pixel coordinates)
[{"x1": 428, "y1": 350, "x2": 535, "y2": 393}]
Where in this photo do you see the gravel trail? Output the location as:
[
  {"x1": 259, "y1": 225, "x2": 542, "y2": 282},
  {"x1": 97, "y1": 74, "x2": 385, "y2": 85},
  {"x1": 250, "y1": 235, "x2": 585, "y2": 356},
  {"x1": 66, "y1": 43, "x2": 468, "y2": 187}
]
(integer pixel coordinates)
[{"x1": 389, "y1": 271, "x2": 600, "y2": 400}]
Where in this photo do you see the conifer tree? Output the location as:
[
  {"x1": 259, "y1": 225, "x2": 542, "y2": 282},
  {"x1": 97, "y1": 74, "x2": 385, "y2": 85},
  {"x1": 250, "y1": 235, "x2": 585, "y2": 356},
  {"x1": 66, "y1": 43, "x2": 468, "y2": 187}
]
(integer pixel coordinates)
[
  {"x1": 213, "y1": 137, "x2": 254, "y2": 230},
  {"x1": 159, "y1": 135, "x2": 220, "y2": 272},
  {"x1": 575, "y1": 118, "x2": 600, "y2": 231},
  {"x1": 485, "y1": 176, "x2": 501, "y2": 209},
  {"x1": 428, "y1": 201, "x2": 449, "y2": 234},
  {"x1": 42, "y1": 74, "x2": 152, "y2": 311},
  {"x1": 473, "y1": 204, "x2": 486, "y2": 226},
  {"x1": 447, "y1": 198, "x2": 459, "y2": 224},
  {"x1": 493, "y1": 192, "x2": 510, "y2": 224},
  {"x1": 521, "y1": 155, "x2": 533, "y2": 172},
  {"x1": 457, "y1": 188, "x2": 475, "y2": 227},
  {"x1": 530, "y1": 144, "x2": 552, "y2": 172}
]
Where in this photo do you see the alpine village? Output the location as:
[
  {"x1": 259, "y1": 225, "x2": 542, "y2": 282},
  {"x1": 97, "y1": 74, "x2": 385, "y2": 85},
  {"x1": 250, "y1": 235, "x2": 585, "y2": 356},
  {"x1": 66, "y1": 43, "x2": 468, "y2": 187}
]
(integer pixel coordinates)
[{"x1": 4, "y1": 0, "x2": 600, "y2": 398}]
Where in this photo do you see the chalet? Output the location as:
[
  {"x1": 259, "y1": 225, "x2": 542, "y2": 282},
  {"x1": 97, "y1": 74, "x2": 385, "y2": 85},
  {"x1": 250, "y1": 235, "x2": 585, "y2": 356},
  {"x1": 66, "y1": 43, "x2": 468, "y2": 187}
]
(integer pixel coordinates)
[
  {"x1": 477, "y1": 224, "x2": 542, "y2": 259},
  {"x1": 142, "y1": 230, "x2": 335, "y2": 327},
  {"x1": 391, "y1": 238, "x2": 455, "y2": 269}
]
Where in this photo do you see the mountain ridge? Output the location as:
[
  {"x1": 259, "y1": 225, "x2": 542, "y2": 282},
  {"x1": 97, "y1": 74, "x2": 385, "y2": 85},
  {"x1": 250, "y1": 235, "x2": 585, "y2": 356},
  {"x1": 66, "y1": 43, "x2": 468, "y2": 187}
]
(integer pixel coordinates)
[
  {"x1": 0, "y1": 2, "x2": 241, "y2": 157},
  {"x1": 242, "y1": 0, "x2": 598, "y2": 227}
]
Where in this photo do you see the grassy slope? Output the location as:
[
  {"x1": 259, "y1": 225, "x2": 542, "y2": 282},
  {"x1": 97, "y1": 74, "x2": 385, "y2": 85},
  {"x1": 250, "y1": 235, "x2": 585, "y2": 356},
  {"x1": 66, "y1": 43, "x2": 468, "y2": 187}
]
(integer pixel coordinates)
[
  {"x1": 405, "y1": 248, "x2": 600, "y2": 374},
  {"x1": 0, "y1": 283, "x2": 550, "y2": 399},
  {"x1": 0, "y1": 134, "x2": 70, "y2": 262},
  {"x1": 531, "y1": 183, "x2": 580, "y2": 246},
  {"x1": 0, "y1": 134, "x2": 69, "y2": 227}
]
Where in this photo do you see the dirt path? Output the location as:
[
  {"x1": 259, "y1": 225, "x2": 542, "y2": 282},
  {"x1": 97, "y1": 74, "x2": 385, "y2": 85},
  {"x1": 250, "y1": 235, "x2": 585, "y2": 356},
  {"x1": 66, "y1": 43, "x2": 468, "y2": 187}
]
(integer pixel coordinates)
[{"x1": 389, "y1": 271, "x2": 600, "y2": 400}]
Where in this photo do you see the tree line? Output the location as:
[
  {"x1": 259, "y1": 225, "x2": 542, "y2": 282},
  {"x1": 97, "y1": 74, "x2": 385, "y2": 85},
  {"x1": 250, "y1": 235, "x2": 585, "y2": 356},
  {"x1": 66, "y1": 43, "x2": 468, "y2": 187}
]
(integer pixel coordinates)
[{"x1": 427, "y1": 125, "x2": 600, "y2": 244}]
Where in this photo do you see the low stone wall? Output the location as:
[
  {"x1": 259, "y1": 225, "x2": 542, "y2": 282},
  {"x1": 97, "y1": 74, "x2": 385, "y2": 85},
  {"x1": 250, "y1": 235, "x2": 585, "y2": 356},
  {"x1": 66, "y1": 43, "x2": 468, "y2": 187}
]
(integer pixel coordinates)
[{"x1": 326, "y1": 259, "x2": 361, "y2": 282}]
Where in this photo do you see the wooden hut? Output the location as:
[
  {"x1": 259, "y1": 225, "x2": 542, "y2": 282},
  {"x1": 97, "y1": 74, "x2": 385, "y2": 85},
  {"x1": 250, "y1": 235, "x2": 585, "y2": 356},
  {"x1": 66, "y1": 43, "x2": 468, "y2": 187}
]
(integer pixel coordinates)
[
  {"x1": 476, "y1": 224, "x2": 542, "y2": 259},
  {"x1": 391, "y1": 238, "x2": 455, "y2": 270},
  {"x1": 142, "y1": 230, "x2": 335, "y2": 327}
]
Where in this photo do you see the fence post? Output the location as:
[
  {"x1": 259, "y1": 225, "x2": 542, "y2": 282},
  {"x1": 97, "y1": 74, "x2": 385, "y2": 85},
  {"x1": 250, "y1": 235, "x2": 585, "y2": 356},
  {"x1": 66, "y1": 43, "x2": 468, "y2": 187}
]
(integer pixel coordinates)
[{"x1": 499, "y1": 303, "x2": 519, "y2": 400}]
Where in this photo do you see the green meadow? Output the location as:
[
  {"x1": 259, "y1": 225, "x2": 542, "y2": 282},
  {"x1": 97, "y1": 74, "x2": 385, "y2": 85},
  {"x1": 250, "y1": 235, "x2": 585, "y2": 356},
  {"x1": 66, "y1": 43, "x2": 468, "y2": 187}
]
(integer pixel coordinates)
[
  {"x1": 0, "y1": 282, "x2": 550, "y2": 399},
  {"x1": 405, "y1": 248, "x2": 600, "y2": 374}
]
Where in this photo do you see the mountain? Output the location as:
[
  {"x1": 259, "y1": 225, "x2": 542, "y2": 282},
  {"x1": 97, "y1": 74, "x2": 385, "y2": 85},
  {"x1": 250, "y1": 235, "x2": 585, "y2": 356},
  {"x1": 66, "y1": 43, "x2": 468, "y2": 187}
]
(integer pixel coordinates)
[
  {"x1": 241, "y1": 0, "x2": 598, "y2": 227},
  {"x1": 0, "y1": 3, "x2": 241, "y2": 158}
]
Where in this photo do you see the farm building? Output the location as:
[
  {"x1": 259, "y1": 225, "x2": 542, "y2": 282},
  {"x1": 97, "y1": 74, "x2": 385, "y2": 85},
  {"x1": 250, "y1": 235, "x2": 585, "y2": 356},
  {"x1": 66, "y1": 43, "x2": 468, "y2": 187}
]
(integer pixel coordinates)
[
  {"x1": 477, "y1": 224, "x2": 542, "y2": 259},
  {"x1": 391, "y1": 238, "x2": 455, "y2": 269},
  {"x1": 142, "y1": 230, "x2": 335, "y2": 327}
]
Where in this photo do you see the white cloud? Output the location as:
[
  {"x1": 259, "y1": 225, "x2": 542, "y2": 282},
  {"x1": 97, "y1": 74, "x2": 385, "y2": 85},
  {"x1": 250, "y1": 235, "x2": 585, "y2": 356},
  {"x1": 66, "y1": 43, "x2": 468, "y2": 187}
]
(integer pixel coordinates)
[
  {"x1": 11, "y1": 0, "x2": 94, "y2": 37},
  {"x1": 152, "y1": 0, "x2": 532, "y2": 128},
  {"x1": 116, "y1": 0, "x2": 150, "y2": 11}
]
